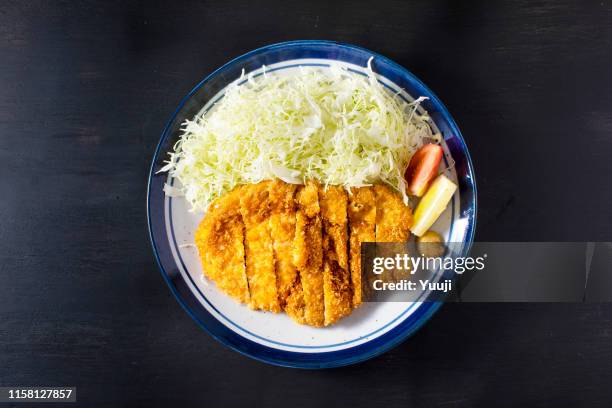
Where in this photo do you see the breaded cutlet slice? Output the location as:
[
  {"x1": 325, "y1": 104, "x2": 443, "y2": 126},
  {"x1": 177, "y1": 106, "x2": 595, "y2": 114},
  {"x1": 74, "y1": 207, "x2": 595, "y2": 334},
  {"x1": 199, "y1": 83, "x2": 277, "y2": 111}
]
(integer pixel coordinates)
[
  {"x1": 240, "y1": 181, "x2": 281, "y2": 312},
  {"x1": 374, "y1": 184, "x2": 413, "y2": 243},
  {"x1": 293, "y1": 180, "x2": 324, "y2": 327},
  {"x1": 195, "y1": 186, "x2": 250, "y2": 304},
  {"x1": 319, "y1": 185, "x2": 352, "y2": 326},
  {"x1": 374, "y1": 184, "x2": 414, "y2": 282},
  {"x1": 268, "y1": 180, "x2": 305, "y2": 324},
  {"x1": 348, "y1": 187, "x2": 376, "y2": 307}
]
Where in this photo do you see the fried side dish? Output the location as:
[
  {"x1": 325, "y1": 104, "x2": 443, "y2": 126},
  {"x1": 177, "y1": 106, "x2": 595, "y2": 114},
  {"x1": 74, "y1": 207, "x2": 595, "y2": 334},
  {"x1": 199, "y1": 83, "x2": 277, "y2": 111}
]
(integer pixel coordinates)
[
  {"x1": 239, "y1": 182, "x2": 281, "y2": 312},
  {"x1": 348, "y1": 187, "x2": 377, "y2": 307},
  {"x1": 374, "y1": 184, "x2": 413, "y2": 243},
  {"x1": 374, "y1": 184, "x2": 414, "y2": 282},
  {"x1": 195, "y1": 180, "x2": 413, "y2": 327},
  {"x1": 268, "y1": 180, "x2": 305, "y2": 324},
  {"x1": 294, "y1": 181, "x2": 325, "y2": 327},
  {"x1": 195, "y1": 187, "x2": 250, "y2": 303},
  {"x1": 319, "y1": 185, "x2": 352, "y2": 326}
]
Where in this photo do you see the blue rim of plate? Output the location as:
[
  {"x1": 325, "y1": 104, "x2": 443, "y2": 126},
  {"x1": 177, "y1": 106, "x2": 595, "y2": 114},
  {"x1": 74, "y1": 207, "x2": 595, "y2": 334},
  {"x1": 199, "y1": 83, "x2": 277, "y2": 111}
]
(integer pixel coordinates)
[{"x1": 147, "y1": 40, "x2": 477, "y2": 369}]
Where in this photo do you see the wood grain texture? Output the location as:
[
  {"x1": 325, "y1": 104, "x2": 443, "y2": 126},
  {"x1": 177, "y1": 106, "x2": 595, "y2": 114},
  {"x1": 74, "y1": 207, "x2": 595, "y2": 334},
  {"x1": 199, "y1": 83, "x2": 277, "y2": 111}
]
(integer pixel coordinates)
[{"x1": 1, "y1": 0, "x2": 612, "y2": 406}]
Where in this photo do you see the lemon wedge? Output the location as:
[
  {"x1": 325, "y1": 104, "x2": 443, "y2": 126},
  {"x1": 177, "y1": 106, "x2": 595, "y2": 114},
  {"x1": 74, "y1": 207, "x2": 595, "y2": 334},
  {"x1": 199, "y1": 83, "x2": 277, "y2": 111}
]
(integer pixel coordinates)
[{"x1": 410, "y1": 174, "x2": 457, "y2": 237}]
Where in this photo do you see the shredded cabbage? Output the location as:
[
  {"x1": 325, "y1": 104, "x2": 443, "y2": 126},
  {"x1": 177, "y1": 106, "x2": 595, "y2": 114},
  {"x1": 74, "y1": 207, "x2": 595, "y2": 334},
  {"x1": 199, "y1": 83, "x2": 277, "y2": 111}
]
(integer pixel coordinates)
[{"x1": 160, "y1": 59, "x2": 440, "y2": 212}]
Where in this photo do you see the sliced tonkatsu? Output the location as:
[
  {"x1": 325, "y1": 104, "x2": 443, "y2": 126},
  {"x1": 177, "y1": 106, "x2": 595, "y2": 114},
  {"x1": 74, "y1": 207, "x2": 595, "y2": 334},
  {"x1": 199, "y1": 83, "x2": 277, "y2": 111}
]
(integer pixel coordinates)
[
  {"x1": 239, "y1": 181, "x2": 281, "y2": 312},
  {"x1": 267, "y1": 180, "x2": 305, "y2": 324},
  {"x1": 374, "y1": 184, "x2": 413, "y2": 243},
  {"x1": 195, "y1": 180, "x2": 415, "y2": 327},
  {"x1": 374, "y1": 184, "x2": 414, "y2": 281},
  {"x1": 293, "y1": 181, "x2": 325, "y2": 327},
  {"x1": 319, "y1": 185, "x2": 352, "y2": 326},
  {"x1": 195, "y1": 186, "x2": 250, "y2": 304},
  {"x1": 348, "y1": 187, "x2": 377, "y2": 307}
]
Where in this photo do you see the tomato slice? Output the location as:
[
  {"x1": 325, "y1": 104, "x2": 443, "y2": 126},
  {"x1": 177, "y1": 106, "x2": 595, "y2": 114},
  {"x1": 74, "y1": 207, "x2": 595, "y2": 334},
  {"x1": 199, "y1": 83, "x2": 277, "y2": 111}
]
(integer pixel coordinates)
[{"x1": 404, "y1": 144, "x2": 443, "y2": 197}]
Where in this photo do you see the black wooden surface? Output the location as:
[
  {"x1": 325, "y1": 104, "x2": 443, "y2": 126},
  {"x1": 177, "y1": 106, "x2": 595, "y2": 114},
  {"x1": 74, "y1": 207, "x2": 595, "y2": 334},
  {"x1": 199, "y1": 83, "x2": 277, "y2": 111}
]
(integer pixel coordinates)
[{"x1": 2, "y1": 1, "x2": 612, "y2": 407}]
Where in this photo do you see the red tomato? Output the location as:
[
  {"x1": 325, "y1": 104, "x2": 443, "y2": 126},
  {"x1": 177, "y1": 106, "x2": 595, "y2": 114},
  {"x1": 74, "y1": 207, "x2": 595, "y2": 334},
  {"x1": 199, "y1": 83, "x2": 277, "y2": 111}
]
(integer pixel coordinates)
[{"x1": 405, "y1": 144, "x2": 443, "y2": 197}]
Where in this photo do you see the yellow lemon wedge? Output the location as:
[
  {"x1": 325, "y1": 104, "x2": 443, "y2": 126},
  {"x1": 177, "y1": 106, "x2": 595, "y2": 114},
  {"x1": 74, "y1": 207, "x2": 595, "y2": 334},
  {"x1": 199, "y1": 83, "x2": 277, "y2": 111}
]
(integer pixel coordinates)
[{"x1": 410, "y1": 174, "x2": 457, "y2": 237}]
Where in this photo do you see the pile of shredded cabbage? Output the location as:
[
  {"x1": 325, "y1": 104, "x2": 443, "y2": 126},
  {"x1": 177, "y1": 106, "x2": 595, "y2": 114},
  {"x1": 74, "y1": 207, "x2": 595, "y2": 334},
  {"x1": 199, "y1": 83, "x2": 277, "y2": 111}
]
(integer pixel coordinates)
[{"x1": 160, "y1": 59, "x2": 440, "y2": 212}]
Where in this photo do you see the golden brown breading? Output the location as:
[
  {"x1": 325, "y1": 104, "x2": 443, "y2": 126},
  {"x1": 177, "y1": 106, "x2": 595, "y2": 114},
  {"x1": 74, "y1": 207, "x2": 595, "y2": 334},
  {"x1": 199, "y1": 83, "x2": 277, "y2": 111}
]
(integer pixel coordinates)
[
  {"x1": 195, "y1": 179, "x2": 416, "y2": 327},
  {"x1": 319, "y1": 185, "x2": 352, "y2": 326},
  {"x1": 348, "y1": 187, "x2": 376, "y2": 307},
  {"x1": 268, "y1": 180, "x2": 305, "y2": 324},
  {"x1": 374, "y1": 184, "x2": 413, "y2": 243},
  {"x1": 293, "y1": 181, "x2": 324, "y2": 327},
  {"x1": 240, "y1": 181, "x2": 281, "y2": 312},
  {"x1": 374, "y1": 184, "x2": 414, "y2": 282},
  {"x1": 195, "y1": 186, "x2": 250, "y2": 304}
]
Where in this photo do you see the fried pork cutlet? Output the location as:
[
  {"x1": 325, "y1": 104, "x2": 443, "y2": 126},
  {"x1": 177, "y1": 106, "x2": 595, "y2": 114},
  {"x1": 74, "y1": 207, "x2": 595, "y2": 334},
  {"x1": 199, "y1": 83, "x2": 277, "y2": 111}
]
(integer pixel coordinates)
[
  {"x1": 195, "y1": 179, "x2": 416, "y2": 327},
  {"x1": 240, "y1": 181, "x2": 281, "y2": 312},
  {"x1": 374, "y1": 184, "x2": 414, "y2": 282},
  {"x1": 374, "y1": 184, "x2": 413, "y2": 243},
  {"x1": 319, "y1": 185, "x2": 352, "y2": 326},
  {"x1": 267, "y1": 180, "x2": 305, "y2": 324},
  {"x1": 348, "y1": 187, "x2": 376, "y2": 307},
  {"x1": 195, "y1": 186, "x2": 250, "y2": 304},
  {"x1": 293, "y1": 181, "x2": 324, "y2": 327}
]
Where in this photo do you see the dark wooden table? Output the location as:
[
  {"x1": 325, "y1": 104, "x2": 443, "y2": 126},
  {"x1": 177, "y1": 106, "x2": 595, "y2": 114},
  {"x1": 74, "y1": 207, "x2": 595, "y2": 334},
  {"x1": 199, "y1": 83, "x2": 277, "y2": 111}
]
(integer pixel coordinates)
[{"x1": 2, "y1": 1, "x2": 612, "y2": 406}]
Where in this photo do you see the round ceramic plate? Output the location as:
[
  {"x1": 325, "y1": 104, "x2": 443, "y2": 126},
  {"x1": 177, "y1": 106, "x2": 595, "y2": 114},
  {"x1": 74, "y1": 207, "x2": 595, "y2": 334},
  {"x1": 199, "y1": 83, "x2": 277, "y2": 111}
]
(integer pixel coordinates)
[{"x1": 147, "y1": 40, "x2": 477, "y2": 368}]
